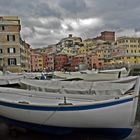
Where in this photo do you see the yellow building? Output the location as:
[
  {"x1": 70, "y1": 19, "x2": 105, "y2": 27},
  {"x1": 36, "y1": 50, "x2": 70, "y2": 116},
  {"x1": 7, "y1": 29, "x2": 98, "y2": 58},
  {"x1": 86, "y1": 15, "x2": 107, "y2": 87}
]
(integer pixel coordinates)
[
  {"x1": 83, "y1": 39, "x2": 96, "y2": 52},
  {"x1": 115, "y1": 37, "x2": 140, "y2": 67},
  {"x1": 77, "y1": 46, "x2": 87, "y2": 55},
  {"x1": 99, "y1": 36, "x2": 140, "y2": 69},
  {"x1": 117, "y1": 37, "x2": 140, "y2": 53},
  {"x1": 37, "y1": 55, "x2": 44, "y2": 71},
  {"x1": 94, "y1": 44, "x2": 112, "y2": 68},
  {"x1": 61, "y1": 46, "x2": 77, "y2": 55}
]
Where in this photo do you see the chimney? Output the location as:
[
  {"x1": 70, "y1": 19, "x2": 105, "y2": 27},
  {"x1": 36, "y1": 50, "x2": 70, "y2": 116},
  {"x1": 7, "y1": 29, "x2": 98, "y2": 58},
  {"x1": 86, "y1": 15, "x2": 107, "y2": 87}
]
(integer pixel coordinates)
[{"x1": 69, "y1": 34, "x2": 72, "y2": 38}]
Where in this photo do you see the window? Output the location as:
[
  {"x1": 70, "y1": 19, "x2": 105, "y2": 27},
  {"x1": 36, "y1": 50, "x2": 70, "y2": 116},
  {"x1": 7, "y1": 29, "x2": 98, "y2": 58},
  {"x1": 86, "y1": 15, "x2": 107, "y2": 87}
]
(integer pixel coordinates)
[
  {"x1": 7, "y1": 48, "x2": 16, "y2": 53},
  {"x1": 0, "y1": 49, "x2": 2, "y2": 53},
  {"x1": 0, "y1": 26, "x2": 4, "y2": 31},
  {"x1": 8, "y1": 58, "x2": 16, "y2": 65},
  {"x1": 7, "y1": 35, "x2": 15, "y2": 41}
]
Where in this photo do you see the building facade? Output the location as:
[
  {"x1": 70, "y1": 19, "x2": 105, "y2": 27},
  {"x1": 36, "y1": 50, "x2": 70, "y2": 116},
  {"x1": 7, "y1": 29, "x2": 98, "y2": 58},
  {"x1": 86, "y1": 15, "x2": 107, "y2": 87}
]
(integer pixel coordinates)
[
  {"x1": 54, "y1": 53, "x2": 68, "y2": 71},
  {"x1": 0, "y1": 16, "x2": 30, "y2": 72},
  {"x1": 95, "y1": 31, "x2": 115, "y2": 42},
  {"x1": 30, "y1": 49, "x2": 44, "y2": 72}
]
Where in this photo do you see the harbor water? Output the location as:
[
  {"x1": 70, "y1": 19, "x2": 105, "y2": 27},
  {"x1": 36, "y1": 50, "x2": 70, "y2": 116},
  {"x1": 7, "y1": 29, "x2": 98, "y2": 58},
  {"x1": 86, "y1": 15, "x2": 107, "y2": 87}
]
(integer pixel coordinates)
[{"x1": 0, "y1": 93, "x2": 139, "y2": 140}]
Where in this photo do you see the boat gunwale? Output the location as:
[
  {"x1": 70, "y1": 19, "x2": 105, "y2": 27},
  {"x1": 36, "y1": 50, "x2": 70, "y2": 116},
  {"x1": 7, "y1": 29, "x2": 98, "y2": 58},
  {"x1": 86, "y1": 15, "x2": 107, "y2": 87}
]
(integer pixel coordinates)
[{"x1": 0, "y1": 93, "x2": 135, "y2": 110}]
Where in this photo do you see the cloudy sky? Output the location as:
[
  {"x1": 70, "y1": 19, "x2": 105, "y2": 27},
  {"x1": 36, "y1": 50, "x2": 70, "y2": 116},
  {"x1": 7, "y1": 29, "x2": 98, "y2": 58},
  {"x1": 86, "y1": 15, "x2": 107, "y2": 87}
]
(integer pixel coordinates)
[{"x1": 0, "y1": 0, "x2": 140, "y2": 48}]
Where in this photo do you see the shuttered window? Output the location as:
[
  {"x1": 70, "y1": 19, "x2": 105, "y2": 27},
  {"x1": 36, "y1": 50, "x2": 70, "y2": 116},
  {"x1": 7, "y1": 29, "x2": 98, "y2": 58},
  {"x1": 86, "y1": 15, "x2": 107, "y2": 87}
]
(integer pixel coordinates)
[
  {"x1": 7, "y1": 48, "x2": 16, "y2": 53},
  {"x1": 7, "y1": 35, "x2": 15, "y2": 41},
  {"x1": 8, "y1": 58, "x2": 17, "y2": 65},
  {"x1": 0, "y1": 26, "x2": 4, "y2": 31}
]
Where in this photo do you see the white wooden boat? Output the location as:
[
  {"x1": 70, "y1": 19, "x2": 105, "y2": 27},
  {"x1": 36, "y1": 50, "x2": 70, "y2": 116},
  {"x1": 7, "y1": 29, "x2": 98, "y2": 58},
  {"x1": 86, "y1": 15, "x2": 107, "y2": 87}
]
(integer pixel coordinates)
[
  {"x1": 0, "y1": 76, "x2": 139, "y2": 138},
  {"x1": 54, "y1": 67, "x2": 129, "y2": 81},
  {"x1": 99, "y1": 67, "x2": 128, "y2": 73},
  {"x1": 20, "y1": 76, "x2": 136, "y2": 94},
  {"x1": 0, "y1": 75, "x2": 24, "y2": 86},
  {"x1": 23, "y1": 72, "x2": 54, "y2": 80}
]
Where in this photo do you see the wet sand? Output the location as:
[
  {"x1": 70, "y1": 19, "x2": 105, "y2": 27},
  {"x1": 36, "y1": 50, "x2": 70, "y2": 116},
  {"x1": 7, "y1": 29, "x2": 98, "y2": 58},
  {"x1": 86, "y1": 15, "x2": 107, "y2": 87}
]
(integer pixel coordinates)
[{"x1": 0, "y1": 97, "x2": 140, "y2": 140}]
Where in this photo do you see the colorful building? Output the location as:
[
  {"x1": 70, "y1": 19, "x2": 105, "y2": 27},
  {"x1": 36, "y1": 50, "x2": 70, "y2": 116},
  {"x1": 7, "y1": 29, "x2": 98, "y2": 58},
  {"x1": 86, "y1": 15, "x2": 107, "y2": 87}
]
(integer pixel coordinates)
[
  {"x1": 95, "y1": 31, "x2": 115, "y2": 42},
  {"x1": 20, "y1": 40, "x2": 31, "y2": 72},
  {"x1": 30, "y1": 49, "x2": 43, "y2": 72},
  {"x1": 54, "y1": 53, "x2": 68, "y2": 71},
  {"x1": 113, "y1": 37, "x2": 140, "y2": 68},
  {"x1": 77, "y1": 46, "x2": 87, "y2": 55},
  {"x1": 47, "y1": 53, "x2": 55, "y2": 71},
  {"x1": 87, "y1": 52, "x2": 101, "y2": 69},
  {"x1": 58, "y1": 34, "x2": 82, "y2": 49},
  {"x1": 42, "y1": 53, "x2": 48, "y2": 72}
]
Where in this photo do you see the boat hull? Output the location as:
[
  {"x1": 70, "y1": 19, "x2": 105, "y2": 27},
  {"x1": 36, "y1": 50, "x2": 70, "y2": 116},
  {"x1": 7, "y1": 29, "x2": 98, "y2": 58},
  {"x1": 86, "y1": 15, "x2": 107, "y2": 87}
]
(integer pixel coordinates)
[
  {"x1": 0, "y1": 115, "x2": 132, "y2": 138},
  {"x1": 0, "y1": 76, "x2": 139, "y2": 138},
  {"x1": 0, "y1": 75, "x2": 23, "y2": 86},
  {"x1": 0, "y1": 97, "x2": 136, "y2": 131},
  {"x1": 54, "y1": 71, "x2": 129, "y2": 81}
]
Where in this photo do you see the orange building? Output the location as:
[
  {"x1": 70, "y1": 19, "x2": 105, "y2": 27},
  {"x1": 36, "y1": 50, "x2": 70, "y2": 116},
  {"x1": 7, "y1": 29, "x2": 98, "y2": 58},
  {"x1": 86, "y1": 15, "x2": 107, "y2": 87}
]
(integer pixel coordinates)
[{"x1": 87, "y1": 52, "x2": 102, "y2": 69}]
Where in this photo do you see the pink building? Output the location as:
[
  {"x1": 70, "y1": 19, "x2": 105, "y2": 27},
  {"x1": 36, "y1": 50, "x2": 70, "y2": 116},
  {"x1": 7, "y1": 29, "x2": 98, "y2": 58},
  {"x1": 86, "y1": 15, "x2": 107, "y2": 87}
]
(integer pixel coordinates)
[
  {"x1": 30, "y1": 49, "x2": 43, "y2": 72},
  {"x1": 87, "y1": 53, "x2": 102, "y2": 69},
  {"x1": 42, "y1": 53, "x2": 49, "y2": 71}
]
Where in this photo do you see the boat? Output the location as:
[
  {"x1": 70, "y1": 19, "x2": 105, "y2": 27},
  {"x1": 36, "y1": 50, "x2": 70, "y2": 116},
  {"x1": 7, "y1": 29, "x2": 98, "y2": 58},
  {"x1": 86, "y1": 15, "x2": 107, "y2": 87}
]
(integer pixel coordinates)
[
  {"x1": 23, "y1": 72, "x2": 55, "y2": 80},
  {"x1": 23, "y1": 72, "x2": 45, "y2": 79},
  {"x1": 20, "y1": 76, "x2": 136, "y2": 93},
  {"x1": 53, "y1": 67, "x2": 129, "y2": 81},
  {"x1": 0, "y1": 76, "x2": 139, "y2": 138},
  {"x1": 0, "y1": 75, "x2": 24, "y2": 86}
]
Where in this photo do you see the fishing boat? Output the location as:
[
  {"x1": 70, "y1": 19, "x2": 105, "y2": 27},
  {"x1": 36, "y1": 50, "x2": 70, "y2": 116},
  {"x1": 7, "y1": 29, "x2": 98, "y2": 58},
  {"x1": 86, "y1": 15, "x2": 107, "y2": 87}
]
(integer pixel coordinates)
[
  {"x1": 53, "y1": 67, "x2": 129, "y2": 81},
  {"x1": 0, "y1": 75, "x2": 24, "y2": 86},
  {"x1": 0, "y1": 76, "x2": 139, "y2": 138},
  {"x1": 20, "y1": 76, "x2": 135, "y2": 93}
]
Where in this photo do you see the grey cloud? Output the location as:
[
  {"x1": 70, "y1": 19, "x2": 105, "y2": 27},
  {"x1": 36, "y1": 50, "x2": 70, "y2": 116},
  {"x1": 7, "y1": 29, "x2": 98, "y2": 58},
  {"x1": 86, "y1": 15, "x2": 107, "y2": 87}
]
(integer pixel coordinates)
[
  {"x1": 67, "y1": 25, "x2": 74, "y2": 31},
  {"x1": 35, "y1": 3, "x2": 61, "y2": 18},
  {"x1": 58, "y1": 0, "x2": 87, "y2": 16},
  {"x1": 0, "y1": 0, "x2": 37, "y2": 16},
  {"x1": 23, "y1": 17, "x2": 61, "y2": 29},
  {"x1": 0, "y1": 0, "x2": 140, "y2": 48},
  {"x1": 135, "y1": 27, "x2": 140, "y2": 32}
]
